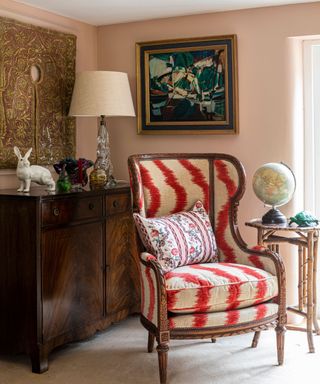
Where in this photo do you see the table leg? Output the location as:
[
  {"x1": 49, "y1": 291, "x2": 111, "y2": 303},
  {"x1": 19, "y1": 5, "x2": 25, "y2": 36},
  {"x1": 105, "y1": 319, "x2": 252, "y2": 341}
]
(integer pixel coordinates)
[
  {"x1": 248, "y1": 223, "x2": 320, "y2": 353},
  {"x1": 268, "y1": 243, "x2": 279, "y2": 253},
  {"x1": 303, "y1": 247, "x2": 307, "y2": 307},
  {"x1": 312, "y1": 238, "x2": 320, "y2": 335},
  {"x1": 257, "y1": 228, "x2": 263, "y2": 245},
  {"x1": 307, "y1": 232, "x2": 315, "y2": 353},
  {"x1": 298, "y1": 245, "x2": 303, "y2": 311}
]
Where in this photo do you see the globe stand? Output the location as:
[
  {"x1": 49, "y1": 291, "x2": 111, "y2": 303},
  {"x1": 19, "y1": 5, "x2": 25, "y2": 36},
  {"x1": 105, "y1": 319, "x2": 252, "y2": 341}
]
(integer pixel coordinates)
[{"x1": 262, "y1": 208, "x2": 287, "y2": 225}]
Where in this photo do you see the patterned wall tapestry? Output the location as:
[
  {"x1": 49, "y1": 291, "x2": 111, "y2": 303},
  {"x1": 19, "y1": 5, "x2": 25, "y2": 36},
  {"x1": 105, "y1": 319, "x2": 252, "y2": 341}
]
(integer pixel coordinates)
[{"x1": 0, "y1": 17, "x2": 76, "y2": 168}]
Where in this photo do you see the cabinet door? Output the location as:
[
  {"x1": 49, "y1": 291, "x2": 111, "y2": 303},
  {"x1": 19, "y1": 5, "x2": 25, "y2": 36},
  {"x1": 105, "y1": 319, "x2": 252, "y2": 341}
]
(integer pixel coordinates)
[
  {"x1": 41, "y1": 222, "x2": 104, "y2": 342},
  {"x1": 106, "y1": 210, "x2": 137, "y2": 315}
]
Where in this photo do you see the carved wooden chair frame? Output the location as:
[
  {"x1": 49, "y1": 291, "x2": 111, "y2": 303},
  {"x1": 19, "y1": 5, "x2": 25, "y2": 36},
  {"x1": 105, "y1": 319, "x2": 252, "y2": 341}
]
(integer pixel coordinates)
[{"x1": 128, "y1": 153, "x2": 286, "y2": 384}]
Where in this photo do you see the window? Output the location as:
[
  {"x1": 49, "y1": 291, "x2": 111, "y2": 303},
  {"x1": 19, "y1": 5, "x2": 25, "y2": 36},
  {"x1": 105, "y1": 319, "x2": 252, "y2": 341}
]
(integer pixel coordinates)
[
  {"x1": 303, "y1": 39, "x2": 320, "y2": 318},
  {"x1": 303, "y1": 40, "x2": 320, "y2": 218}
]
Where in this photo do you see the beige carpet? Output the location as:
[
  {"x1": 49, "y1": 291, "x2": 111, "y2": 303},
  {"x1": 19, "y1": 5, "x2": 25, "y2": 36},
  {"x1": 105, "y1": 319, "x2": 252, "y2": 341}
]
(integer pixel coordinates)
[{"x1": 0, "y1": 315, "x2": 319, "y2": 384}]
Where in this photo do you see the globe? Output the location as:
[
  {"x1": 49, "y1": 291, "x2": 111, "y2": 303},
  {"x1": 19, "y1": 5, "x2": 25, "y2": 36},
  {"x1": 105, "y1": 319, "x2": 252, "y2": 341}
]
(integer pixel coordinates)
[{"x1": 252, "y1": 162, "x2": 296, "y2": 225}]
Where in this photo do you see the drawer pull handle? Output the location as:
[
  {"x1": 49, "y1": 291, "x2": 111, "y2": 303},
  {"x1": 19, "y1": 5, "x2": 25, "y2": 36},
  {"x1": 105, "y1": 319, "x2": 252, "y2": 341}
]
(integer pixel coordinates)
[
  {"x1": 89, "y1": 203, "x2": 95, "y2": 210},
  {"x1": 53, "y1": 207, "x2": 60, "y2": 216},
  {"x1": 112, "y1": 200, "x2": 119, "y2": 208}
]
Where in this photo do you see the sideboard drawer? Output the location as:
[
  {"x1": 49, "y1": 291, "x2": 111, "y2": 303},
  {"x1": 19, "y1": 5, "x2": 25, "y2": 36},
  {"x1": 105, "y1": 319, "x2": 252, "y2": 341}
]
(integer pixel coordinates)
[
  {"x1": 106, "y1": 193, "x2": 131, "y2": 215},
  {"x1": 42, "y1": 196, "x2": 103, "y2": 226}
]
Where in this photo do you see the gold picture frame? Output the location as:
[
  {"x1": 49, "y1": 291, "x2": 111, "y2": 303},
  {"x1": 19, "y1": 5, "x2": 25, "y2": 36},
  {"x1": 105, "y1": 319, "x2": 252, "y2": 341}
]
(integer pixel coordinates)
[{"x1": 136, "y1": 35, "x2": 238, "y2": 135}]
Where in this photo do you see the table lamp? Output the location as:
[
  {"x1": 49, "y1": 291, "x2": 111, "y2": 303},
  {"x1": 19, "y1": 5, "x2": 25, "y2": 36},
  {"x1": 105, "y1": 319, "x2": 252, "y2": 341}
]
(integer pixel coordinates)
[{"x1": 69, "y1": 71, "x2": 135, "y2": 189}]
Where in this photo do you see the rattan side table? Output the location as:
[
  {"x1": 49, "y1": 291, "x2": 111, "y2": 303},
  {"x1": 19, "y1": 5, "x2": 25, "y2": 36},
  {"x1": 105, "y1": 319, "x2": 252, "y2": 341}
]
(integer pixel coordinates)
[{"x1": 246, "y1": 219, "x2": 320, "y2": 353}]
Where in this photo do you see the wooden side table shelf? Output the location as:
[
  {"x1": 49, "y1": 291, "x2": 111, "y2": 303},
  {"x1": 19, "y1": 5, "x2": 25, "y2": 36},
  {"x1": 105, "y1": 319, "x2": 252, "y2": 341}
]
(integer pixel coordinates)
[{"x1": 246, "y1": 219, "x2": 320, "y2": 353}]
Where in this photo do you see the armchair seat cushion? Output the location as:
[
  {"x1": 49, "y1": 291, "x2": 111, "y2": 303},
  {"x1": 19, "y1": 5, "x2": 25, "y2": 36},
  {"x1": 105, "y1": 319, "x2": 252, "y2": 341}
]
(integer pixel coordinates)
[
  {"x1": 165, "y1": 263, "x2": 278, "y2": 314},
  {"x1": 169, "y1": 303, "x2": 279, "y2": 329}
]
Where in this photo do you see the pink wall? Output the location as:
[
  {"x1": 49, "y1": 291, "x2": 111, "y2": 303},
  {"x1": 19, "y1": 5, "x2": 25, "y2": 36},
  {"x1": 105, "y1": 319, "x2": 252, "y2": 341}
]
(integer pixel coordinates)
[
  {"x1": 0, "y1": 0, "x2": 98, "y2": 188},
  {"x1": 0, "y1": 1, "x2": 319, "y2": 309},
  {"x1": 97, "y1": 3, "x2": 320, "y2": 240},
  {"x1": 97, "y1": 3, "x2": 320, "y2": 308}
]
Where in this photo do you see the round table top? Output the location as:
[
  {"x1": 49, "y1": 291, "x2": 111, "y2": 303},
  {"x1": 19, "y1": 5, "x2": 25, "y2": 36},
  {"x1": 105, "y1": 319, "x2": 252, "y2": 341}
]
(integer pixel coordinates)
[{"x1": 245, "y1": 219, "x2": 320, "y2": 232}]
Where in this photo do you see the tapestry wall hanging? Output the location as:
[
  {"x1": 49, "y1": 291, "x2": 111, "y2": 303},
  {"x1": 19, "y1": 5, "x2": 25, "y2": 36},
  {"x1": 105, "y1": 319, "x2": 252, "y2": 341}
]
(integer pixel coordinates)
[
  {"x1": 136, "y1": 35, "x2": 238, "y2": 135},
  {"x1": 0, "y1": 17, "x2": 76, "y2": 168}
]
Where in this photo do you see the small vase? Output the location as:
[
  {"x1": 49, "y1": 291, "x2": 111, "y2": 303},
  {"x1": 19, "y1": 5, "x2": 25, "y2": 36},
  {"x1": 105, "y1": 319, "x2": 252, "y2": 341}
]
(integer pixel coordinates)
[
  {"x1": 56, "y1": 165, "x2": 72, "y2": 193},
  {"x1": 89, "y1": 168, "x2": 107, "y2": 190}
]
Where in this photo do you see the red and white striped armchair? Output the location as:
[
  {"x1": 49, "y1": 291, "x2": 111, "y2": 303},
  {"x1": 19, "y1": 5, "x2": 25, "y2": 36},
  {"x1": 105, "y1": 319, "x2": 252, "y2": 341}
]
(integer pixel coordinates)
[{"x1": 128, "y1": 153, "x2": 286, "y2": 384}]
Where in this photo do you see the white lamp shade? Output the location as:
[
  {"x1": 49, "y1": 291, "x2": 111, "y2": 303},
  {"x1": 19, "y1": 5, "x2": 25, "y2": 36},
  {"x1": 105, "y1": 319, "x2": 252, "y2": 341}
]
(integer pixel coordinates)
[{"x1": 69, "y1": 71, "x2": 135, "y2": 117}]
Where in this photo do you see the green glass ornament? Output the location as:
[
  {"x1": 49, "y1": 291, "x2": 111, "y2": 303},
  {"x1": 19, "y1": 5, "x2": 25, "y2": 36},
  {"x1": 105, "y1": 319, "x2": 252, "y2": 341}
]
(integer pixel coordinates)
[
  {"x1": 56, "y1": 164, "x2": 72, "y2": 193},
  {"x1": 289, "y1": 211, "x2": 319, "y2": 227}
]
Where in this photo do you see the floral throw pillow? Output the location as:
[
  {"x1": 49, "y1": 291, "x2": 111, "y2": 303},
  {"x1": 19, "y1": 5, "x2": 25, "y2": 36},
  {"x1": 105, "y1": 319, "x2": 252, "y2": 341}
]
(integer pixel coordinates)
[{"x1": 133, "y1": 201, "x2": 218, "y2": 272}]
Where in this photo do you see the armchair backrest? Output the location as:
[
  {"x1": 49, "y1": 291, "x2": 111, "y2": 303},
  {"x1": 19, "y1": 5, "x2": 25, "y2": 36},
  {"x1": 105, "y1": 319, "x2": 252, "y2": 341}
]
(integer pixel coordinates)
[{"x1": 128, "y1": 153, "x2": 247, "y2": 262}]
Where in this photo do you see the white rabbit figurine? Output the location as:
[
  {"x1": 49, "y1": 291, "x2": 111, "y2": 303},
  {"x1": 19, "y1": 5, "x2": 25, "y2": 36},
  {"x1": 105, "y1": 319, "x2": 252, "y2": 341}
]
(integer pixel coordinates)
[{"x1": 14, "y1": 146, "x2": 56, "y2": 192}]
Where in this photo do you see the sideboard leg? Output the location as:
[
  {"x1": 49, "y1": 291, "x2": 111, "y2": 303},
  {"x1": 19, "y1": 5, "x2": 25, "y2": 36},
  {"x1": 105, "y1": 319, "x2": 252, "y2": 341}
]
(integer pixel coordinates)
[{"x1": 30, "y1": 348, "x2": 49, "y2": 373}]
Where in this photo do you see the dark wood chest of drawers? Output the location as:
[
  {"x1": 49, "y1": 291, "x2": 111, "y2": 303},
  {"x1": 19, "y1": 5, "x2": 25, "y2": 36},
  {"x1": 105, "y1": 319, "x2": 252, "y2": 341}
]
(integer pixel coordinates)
[{"x1": 0, "y1": 183, "x2": 139, "y2": 372}]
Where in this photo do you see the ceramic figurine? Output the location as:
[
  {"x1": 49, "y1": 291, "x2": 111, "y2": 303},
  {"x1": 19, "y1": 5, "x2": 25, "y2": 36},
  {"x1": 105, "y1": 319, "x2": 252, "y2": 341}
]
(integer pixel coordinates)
[
  {"x1": 14, "y1": 146, "x2": 56, "y2": 192},
  {"x1": 289, "y1": 211, "x2": 319, "y2": 227}
]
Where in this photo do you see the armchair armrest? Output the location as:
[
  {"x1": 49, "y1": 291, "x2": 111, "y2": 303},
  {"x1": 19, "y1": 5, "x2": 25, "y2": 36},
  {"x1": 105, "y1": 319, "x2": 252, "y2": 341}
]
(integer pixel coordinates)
[
  {"x1": 218, "y1": 233, "x2": 286, "y2": 322},
  {"x1": 244, "y1": 245, "x2": 285, "y2": 277},
  {"x1": 140, "y1": 252, "x2": 169, "y2": 333},
  {"x1": 140, "y1": 252, "x2": 158, "y2": 263}
]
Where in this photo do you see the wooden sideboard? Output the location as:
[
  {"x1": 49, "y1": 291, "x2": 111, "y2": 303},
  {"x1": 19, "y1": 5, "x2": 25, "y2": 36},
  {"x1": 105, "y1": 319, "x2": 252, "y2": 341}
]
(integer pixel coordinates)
[{"x1": 0, "y1": 183, "x2": 140, "y2": 372}]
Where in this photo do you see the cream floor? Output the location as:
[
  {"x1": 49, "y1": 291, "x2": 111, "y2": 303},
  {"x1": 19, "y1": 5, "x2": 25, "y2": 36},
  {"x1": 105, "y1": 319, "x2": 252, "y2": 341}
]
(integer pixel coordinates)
[{"x1": 0, "y1": 315, "x2": 319, "y2": 384}]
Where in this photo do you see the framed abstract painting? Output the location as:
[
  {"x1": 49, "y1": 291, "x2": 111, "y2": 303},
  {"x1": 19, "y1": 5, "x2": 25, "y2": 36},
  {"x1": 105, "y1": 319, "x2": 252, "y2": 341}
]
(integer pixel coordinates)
[{"x1": 136, "y1": 35, "x2": 238, "y2": 135}]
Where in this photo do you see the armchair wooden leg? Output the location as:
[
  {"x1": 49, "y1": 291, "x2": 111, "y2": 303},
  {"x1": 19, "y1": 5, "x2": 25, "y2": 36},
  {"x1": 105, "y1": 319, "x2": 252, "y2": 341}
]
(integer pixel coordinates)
[
  {"x1": 157, "y1": 343, "x2": 169, "y2": 384},
  {"x1": 148, "y1": 332, "x2": 155, "y2": 353},
  {"x1": 211, "y1": 338, "x2": 217, "y2": 343},
  {"x1": 275, "y1": 325, "x2": 286, "y2": 365},
  {"x1": 251, "y1": 331, "x2": 261, "y2": 348}
]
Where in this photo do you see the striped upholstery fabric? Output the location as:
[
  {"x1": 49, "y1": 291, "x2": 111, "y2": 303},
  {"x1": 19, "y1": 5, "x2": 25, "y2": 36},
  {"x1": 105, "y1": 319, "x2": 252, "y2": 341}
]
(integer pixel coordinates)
[
  {"x1": 165, "y1": 263, "x2": 278, "y2": 314},
  {"x1": 137, "y1": 159, "x2": 210, "y2": 218},
  {"x1": 169, "y1": 303, "x2": 279, "y2": 329},
  {"x1": 213, "y1": 160, "x2": 276, "y2": 275},
  {"x1": 134, "y1": 158, "x2": 277, "y2": 275},
  {"x1": 140, "y1": 260, "x2": 159, "y2": 327}
]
